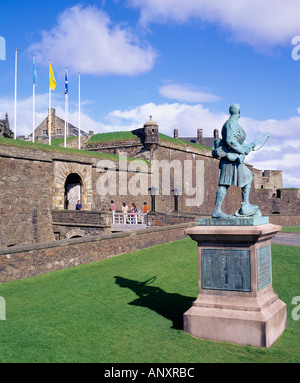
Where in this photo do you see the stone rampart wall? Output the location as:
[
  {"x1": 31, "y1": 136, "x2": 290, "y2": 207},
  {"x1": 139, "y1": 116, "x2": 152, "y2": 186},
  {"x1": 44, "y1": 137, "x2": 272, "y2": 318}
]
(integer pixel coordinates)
[
  {"x1": 51, "y1": 210, "x2": 112, "y2": 239},
  {"x1": 269, "y1": 215, "x2": 300, "y2": 227},
  {"x1": 147, "y1": 212, "x2": 199, "y2": 226},
  {"x1": 0, "y1": 146, "x2": 55, "y2": 247},
  {"x1": 254, "y1": 189, "x2": 300, "y2": 216},
  {"x1": 51, "y1": 210, "x2": 111, "y2": 225},
  {"x1": 0, "y1": 223, "x2": 193, "y2": 284},
  {"x1": 1, "y1": 142, "x2": 299, "y2": 249}
]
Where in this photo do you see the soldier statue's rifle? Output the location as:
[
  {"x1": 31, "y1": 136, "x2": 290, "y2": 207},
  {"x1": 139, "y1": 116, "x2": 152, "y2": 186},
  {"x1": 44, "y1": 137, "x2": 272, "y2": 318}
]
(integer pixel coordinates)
[
  {"x1": 212, "y1": 134, "x2": 270, "y2": 162},
  {"x1": 249, "y1": 134, "x2": 270, "y2": 151}
]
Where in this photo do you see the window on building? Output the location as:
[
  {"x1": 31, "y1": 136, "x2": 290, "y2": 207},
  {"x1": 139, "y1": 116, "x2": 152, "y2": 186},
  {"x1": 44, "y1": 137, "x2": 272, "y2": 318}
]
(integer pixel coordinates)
[
  {"x1": 42, "y1": 130, "x2": 47, "y2": 135},
  {"x1": 56, "y1": 129, "x2": 62, "y2": 135},
  {"x1": 276, "y1": 189, "x2": 282, "y2": 199}
]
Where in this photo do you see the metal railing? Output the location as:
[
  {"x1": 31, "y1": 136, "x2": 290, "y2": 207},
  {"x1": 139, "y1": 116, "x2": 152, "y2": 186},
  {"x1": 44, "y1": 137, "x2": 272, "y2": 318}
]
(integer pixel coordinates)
[{"x1": 112, "y1": 211, "x2": 147, "y2": 225}]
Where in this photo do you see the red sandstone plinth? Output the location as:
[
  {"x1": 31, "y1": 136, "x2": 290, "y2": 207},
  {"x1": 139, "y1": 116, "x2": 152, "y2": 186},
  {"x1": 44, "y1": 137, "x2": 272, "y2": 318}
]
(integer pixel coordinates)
[{"x1": 184, "y1": 224, "x2": 286, "y2": 348}]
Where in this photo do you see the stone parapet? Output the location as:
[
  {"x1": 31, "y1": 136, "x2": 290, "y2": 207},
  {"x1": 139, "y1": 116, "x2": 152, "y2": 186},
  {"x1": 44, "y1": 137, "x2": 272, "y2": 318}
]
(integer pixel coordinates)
[{"x1": 0, "y1": 223, "x2": 193, "y2": 284}]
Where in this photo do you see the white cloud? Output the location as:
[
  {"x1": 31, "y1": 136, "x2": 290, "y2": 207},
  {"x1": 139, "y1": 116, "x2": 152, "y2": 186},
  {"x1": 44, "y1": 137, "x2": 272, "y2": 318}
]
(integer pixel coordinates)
[
  {"x1": 104, "y1": 102, "x2": 227, "y2": 136},
  {"x1": 0, "y1": 94, "x2": 102, "y2": 137},
  {"x1": 128, "y1": 0, "x2": 300, "y2": 48},
  {"x1": 29, "y1": 5, "x2": 157, "y2": 76},
  {"x1": 159, "y1": 83, "x2": 221, "y2": 103},
  {"x1": 0, "y1": 94, "x2": 49, "y2": 137}
]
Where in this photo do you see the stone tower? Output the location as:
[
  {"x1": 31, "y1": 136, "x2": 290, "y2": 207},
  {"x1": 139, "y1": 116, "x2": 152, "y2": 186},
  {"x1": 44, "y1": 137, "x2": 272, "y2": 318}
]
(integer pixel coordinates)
[{"x1": 143, "y1": 116, "x2": 159, "y2": 149}]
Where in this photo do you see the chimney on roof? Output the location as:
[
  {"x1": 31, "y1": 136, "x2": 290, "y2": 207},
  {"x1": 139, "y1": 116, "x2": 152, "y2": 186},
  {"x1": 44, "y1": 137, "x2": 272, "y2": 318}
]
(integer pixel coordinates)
[
  {"x1": 174, "y1": 129, "x2": 178, "y2": 139},
  {"x1": 197, "y1": 129, "x2": 205, "y2": 145}
]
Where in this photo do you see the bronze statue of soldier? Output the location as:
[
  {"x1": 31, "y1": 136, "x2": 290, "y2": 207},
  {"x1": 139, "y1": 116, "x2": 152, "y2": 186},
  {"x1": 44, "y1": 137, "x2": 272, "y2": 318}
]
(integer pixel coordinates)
[{"x1": 212, "y1": 104, "x2": 269, "y2": 219}]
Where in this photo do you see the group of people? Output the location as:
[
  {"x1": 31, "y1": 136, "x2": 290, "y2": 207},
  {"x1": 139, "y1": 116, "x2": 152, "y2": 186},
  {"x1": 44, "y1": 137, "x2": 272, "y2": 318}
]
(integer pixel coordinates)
[
  {"x1": 110, "y1": 201, "x2": 150, "y2": 214},
  {"x1": 110, "y1": 200, "x2": 151, "y2": 224}
]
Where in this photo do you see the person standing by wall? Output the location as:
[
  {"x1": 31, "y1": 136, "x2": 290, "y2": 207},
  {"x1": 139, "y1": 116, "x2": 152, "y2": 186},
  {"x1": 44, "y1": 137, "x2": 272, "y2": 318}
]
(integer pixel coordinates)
[
  {"x1": 110, "y1": 200, "x2": 116, "y2": 212},
  {"x1": 122, "y1": 202, "x2": 129, "y2": 224},
  {"x1": 143, "y1": 202, "x2": 150, "y2": 214},
  {"x1": 130, "y1": 203, "x2": 137, "y2": 224},
  {"x1": 143, "y1": 202, "x2": 150, "y2": 225}
]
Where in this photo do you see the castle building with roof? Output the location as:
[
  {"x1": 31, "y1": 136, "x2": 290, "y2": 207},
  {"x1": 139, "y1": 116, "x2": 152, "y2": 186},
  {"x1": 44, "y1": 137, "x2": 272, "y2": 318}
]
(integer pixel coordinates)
[{"x1": 28, "y1": 108, "x2": 89, "y2": 142}]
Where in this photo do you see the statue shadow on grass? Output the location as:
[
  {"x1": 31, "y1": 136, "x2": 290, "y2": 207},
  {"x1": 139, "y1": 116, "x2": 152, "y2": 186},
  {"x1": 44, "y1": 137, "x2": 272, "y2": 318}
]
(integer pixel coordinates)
[{"x1": 114, "y1": 276, "x2": 195, "y2": 330}]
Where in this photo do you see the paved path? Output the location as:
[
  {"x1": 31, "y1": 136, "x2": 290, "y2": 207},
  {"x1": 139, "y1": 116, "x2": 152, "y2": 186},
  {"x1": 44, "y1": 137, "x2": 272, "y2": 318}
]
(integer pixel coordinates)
[{"x1": 272, "y1": 232, "x2": 300, "y2": 247}]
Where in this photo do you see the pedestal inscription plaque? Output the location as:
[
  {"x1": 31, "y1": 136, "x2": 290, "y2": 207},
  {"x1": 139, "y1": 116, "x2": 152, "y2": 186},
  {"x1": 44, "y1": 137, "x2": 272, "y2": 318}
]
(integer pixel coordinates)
[
  {"x1": 202, "y1": 249, "x2": 251, "y2": 292},
  {"x1": 257, "y1": 245, "x2": 272, "y2": 291}
]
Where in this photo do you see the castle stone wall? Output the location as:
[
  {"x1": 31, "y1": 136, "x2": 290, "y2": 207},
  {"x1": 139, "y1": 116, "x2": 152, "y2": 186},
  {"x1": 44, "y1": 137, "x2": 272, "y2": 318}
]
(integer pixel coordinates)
[
  {"x1": 251, "y1": 167, "x2": 283, "y2": 190},
  {"x1": 254, "y1": 188, "x2": 300, "y2": 216},
  {"x1": 0, "y1": 223, "x2": 193, "y2": 284},
  {"x1": 0, "y1": 146, "x2": 55, "y2": 247},
  {"x1": 0, "y1": 140, "x2": 299, "y2": 249}
]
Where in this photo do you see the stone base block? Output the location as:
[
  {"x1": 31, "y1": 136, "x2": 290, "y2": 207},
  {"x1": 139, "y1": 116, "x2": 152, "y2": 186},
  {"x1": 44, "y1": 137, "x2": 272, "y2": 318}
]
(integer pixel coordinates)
[{"x1": 184, "y1": 297, "x2": 286, "y2": 348}]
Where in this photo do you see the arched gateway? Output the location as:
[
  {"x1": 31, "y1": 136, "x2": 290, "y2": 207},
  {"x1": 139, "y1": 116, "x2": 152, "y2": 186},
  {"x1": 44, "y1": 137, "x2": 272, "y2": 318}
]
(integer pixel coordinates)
[
  {"x1": 52, "y1": 160, "x2": 93, "y2": 211},
  {"x1": 65, "y1": 173, "x2": 82, "y2": 210}
]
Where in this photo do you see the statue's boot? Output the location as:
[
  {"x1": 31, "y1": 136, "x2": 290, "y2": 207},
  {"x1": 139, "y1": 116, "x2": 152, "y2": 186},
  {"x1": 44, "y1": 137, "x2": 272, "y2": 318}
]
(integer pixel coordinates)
[
  {"x1": 237, "y1": 183, "x2": 258, "y2": 216},
  {"x1": 238, "y1": 202, "x2": 259, "y2": 216},
  {"x1": 212, "y1": 187, "x2": 230, "y2": 219}
]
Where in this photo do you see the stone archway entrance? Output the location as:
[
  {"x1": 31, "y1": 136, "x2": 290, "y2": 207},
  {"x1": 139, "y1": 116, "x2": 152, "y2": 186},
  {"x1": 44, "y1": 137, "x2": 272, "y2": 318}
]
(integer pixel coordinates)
[
  {"x1": 65, "y1": 173, "x2": 82, "y2": 210},
  {"x1": 52, "y1": 160, "x2": 93, "y2": 211}
]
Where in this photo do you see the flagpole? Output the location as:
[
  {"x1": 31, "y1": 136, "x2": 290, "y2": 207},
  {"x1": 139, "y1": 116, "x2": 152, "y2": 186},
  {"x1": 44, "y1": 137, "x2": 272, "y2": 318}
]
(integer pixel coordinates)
[
  {"x1": 64, "y1": 102, "x2": 67, "y2": 148},
  {"x1": 49, "y1": 87, "x2": 51, "y2": 145},
  {"x1": 64, "y1": 67, "x2": 68, "y2": 148},
  {"x1": 78, "y1": 72, "x2": 81, "y2": 150},
  {"x1": 64, "y1": 92, "x2": 67, "y2": 148},
  {"x1": 32, "y1": 55, "x2": 36, "y2": 143},
  {"x1": 33, "y1": 81, "x2": 35, "y2": 143},
  {"x1": 14, "y1": 48, "x2": 17, "y2": 140},
  {"x1": 49, "y1": 61, "x2": 51, "y2": 146}
]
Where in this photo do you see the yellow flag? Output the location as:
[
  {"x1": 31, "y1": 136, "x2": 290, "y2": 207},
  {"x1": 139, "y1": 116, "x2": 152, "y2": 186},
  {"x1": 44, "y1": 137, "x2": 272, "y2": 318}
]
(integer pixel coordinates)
[{"x1": 49, "y1": 61, "x2": 57, "y2": 91}]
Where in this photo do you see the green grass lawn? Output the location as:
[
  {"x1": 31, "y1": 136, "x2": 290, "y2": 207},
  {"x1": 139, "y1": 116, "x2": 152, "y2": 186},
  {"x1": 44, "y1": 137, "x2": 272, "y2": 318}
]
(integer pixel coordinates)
[
  {"x1": 88, "y1": 131, "x2": 138, "y2": 143},
  {"x1": 282, "y1": 226, "x2": 300, "y2": 233},
  {"x1": 0, "y1": 137, "x2": 140, "y2": 163},
  {"x1": 0, "y1": 239, "x2": 299, "y2": 363},
  {"x1": 42, "y1": 137, "x2": 77, "y2": 147}
]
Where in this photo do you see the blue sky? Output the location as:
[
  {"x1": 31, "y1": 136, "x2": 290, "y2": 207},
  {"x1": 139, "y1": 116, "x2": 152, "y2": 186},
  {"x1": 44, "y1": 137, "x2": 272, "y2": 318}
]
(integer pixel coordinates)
[{"x1": 0, "y1": 0, "x2": 299, "y2": 187}]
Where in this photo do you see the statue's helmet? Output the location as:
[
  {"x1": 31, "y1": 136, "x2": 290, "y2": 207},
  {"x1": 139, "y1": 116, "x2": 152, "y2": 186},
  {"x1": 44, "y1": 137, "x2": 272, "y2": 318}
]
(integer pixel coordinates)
[{"x1": 229, "y1": 104, "x2": 241, "y2": 115}]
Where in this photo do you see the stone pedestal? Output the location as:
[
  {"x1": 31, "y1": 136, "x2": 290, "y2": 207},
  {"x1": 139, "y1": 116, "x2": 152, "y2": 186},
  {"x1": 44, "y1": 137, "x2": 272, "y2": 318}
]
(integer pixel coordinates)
[{"x1": 184, "y1": 221, "x2": 287, "y2": 348}]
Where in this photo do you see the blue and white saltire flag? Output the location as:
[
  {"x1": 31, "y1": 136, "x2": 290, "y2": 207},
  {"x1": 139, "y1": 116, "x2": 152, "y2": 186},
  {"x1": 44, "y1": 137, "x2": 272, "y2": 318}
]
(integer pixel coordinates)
[
  {"x1": 33, "y1": 55, "x2": 37, "y2": 87},
  {"x1": 65, "y1": 67, "x2": 68, "y2": 103}
]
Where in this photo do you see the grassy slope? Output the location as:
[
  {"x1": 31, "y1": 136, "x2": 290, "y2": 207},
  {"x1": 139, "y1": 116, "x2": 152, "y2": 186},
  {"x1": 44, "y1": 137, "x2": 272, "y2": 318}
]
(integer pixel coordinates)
[
  {"x1": 40, "y1": 137, "x2": 77, "y2": 147},
  {"x1": 0, "y1": 137, "x2": 140, "y2": 163},
  {"x1": 0, "y1": 239, "x2": 299, "y2": 363},
  {"x1": 88, "y1": 131, "x2": 211, "y2": 150},
  {"x1": 88, "y1": 131, "x2": 138, "y2": 143}
]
